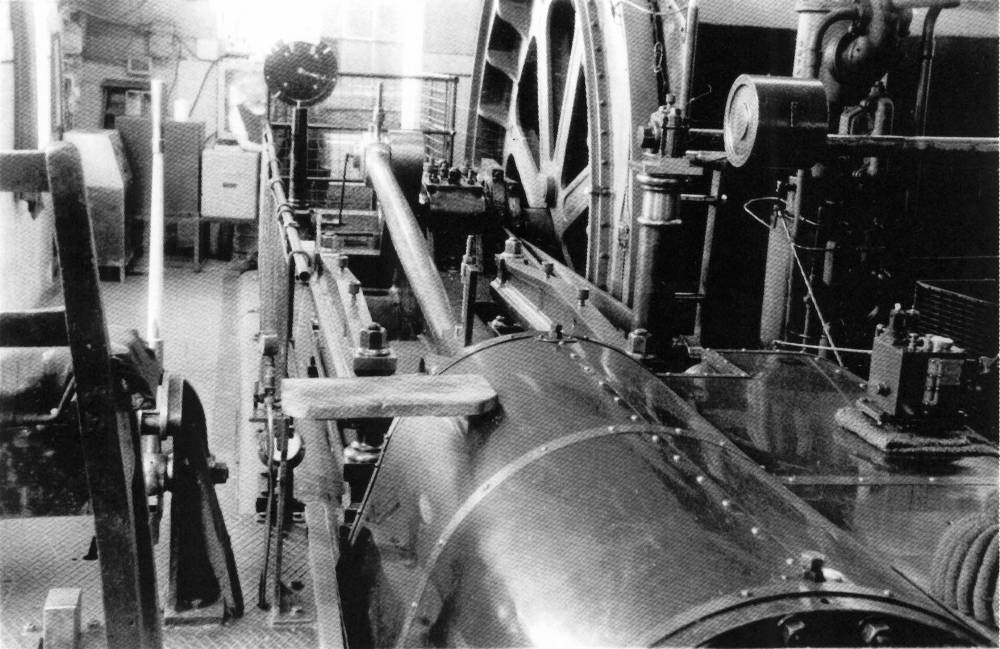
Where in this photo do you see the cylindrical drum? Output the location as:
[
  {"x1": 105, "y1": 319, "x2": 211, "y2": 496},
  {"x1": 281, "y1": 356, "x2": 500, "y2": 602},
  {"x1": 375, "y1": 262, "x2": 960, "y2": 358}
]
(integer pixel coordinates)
[
  {"x1": 724, "y1": 74, "x2": 829, "y2": 168},
  {"x1": 340, "y1": 334, "x2": 992, "y2": 648}
]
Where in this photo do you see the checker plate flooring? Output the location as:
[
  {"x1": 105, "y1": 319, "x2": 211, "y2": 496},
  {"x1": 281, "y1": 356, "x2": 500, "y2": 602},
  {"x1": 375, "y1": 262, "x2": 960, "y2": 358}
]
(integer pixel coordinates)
[{"x1": 1, "y1": 512, "x2": 318, "y2": 649}]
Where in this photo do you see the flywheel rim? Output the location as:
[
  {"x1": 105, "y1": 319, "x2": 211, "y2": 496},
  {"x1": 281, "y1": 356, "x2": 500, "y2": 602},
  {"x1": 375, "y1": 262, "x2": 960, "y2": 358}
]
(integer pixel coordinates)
[{"x1": 468, "y1": 0, "x2": 684, "y2": 295}]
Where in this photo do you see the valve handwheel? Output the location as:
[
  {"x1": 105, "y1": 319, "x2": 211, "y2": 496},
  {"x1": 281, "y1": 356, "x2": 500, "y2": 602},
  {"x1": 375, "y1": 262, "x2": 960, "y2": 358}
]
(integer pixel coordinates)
[{"x1": 264, "y1": 40, "x2": 338, "y2": 106}]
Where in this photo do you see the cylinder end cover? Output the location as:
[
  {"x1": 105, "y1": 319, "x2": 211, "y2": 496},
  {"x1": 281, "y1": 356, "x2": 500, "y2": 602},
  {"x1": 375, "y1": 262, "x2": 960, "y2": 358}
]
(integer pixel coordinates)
[{"x1": 724, "y1": 74, "x2": 829, "y2": 168}]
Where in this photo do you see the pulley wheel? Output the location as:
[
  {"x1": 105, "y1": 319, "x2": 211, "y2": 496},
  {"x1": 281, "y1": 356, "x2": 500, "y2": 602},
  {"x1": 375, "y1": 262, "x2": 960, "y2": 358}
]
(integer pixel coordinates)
[{"x1": 467, "y1": 0, "x2": 682, "y2": 294}]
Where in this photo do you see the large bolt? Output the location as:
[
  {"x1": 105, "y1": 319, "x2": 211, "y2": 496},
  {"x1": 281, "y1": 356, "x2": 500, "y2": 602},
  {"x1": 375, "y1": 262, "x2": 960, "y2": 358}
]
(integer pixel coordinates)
[
  {"x1": 503, "y1": 236, "x2": 523, "y2": 256},
  {"x1": 542, "y1": 261, "x2": 554, "y2": 278},
  {"x1": 800, "y1": 551, "x2": 826, "y2": 582},
  {"x1": 627, "y1": 328, "x2": 650, "y2": 357},
  {"x1": 577, "y1": 288, "x2": 590, "y2": 307},
  {"x1": 359, "y1": 322, "x2": 389, "y2": 356},
  {"x1": 337, "y1": 254, "x2": 349, "y2": 271},
  {"x1": 348, "y1": 280, "x2": 361, "y2": 305}
]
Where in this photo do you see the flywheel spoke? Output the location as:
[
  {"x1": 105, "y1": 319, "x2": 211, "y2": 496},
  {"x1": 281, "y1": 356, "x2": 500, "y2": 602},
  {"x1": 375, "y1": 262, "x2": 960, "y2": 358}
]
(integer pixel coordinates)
[
  {"x1": 506, "y1": 125, "x2": 545, "y2": 205},
  {"x1": 551, "y1": 18, "x2": 583, "y2": 169},
  {"x1": 558, "y1": 168, "x2": 590, "y2": 235}
]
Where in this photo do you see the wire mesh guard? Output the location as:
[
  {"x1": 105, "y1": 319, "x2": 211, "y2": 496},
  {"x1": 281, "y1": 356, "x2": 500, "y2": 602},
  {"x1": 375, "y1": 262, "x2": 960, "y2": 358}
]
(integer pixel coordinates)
[
  {"x1": 914, "y1": 279, "x2": 999, "y2": 357},
  {"x1": 269, "y1": 72, "x2": 458, "y2": 210}
]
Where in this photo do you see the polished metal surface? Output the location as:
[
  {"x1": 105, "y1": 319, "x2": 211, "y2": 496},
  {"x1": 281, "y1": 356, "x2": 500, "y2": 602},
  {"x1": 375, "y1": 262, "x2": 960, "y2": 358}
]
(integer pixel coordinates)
[
  {"x1": 345, "y1": 335, "x2": 992, "y2": 647},
  {"x1": 364, "y1": 143, "x2": 458, "y2": 351},
  {"x1": 660, "y1": 351, "x2": 999, "y2": 587},
  {"x1": 723, "y1": 75, "x2": 829, "y2": 168}
]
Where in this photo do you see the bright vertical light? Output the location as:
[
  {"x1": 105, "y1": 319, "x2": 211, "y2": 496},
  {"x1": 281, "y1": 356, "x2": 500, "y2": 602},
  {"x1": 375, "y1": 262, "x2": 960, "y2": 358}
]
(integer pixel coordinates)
[
  {"x1": 32, "y1": 0, "x2": 52, "y2": 146},
  {"x1": 214, "y1": 0, "x2": 325, "y2": 59},
  {"x1": 399, "y1": 0, "x2": 425, "y2": 130}
]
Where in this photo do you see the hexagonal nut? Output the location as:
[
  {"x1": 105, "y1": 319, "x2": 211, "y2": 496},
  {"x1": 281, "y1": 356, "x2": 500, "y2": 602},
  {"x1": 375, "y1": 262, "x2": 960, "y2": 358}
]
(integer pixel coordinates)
[
  {"x1": 627, "y1": 328, "x2": 650, "y2": 356},
  {"x1": 359, "y1": 322, "x2": 389, "y2": 355},
  {"x1": 209, "y1": 460, "x2": 229, "y2": 484},
  {"x1": 503, "y1": 237, "x2": 523, "y2": 256}
]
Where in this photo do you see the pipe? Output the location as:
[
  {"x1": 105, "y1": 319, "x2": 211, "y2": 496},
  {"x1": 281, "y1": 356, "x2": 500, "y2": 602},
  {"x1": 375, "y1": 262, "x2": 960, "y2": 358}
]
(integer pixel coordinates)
[
  {"x1": 365, "y1": 143, "x2": 459, "y2": 350},
  {"x1": 889, "y1": 0, "x2": 960, "y2": 9},
  {"x1": 826, "y1": 134, "x2": 999, "y2": 155},
  {"x1": 631, "y1": 173, "x2": 682, "y2": 332},
  {"x1": 914, "y1": 5, "x2": 947, "y2": 135},
  {"x1": 289, "y1": 105, "x2": 309, "y2": 209},
  {"x1": 262, "y1": 127, "x2": 312, "y2": 281},
  {"x1": 678, "y1": 0, "x2": 699, "y2": 111},
  {"x1": 809, "y1": 7, "x2": 860, "y2": 79},
  {"x1": 146, "y1": 78, "x2": 165, "y2": 362}
]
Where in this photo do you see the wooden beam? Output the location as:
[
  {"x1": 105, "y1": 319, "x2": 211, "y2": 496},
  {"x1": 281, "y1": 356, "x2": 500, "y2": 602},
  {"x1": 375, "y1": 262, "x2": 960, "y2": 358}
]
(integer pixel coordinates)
[
  {"x1": 282, "y1": 374, "x2": 498, "y2": 419},
  {"x1": 0, "y1": 307, "x2": 68, "y2": 347},
  {"x1": 304, "y1": 503, "x2": 347, "y2": 649}
]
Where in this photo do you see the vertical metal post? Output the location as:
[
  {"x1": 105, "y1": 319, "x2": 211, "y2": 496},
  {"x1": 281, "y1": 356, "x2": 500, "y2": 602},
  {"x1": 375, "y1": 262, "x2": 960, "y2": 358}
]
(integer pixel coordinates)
[
  {"x1": 693, "y1": 168, "x2": 720, "y2": 340},
  {"x1": 146, "y1": 79, "x2": 165, "y2": 362},
  {"x1": 461, "y1": 255, "x2": 479, "y2": 348},
  {"x1": 289, "y1": 104, "x2": 309, "y2": 209}
]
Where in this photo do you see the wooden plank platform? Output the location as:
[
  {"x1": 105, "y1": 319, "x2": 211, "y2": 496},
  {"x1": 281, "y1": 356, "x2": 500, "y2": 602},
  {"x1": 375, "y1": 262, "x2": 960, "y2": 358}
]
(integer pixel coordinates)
[{"x1": 281, "y1": 374, "x2": 498, "y2": 419}]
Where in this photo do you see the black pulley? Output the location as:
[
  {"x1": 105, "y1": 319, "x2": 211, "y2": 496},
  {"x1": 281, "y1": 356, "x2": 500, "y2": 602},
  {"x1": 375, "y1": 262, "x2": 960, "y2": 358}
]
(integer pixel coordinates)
[{"x1": 723, "y1": 74, "x2": 829, "y2": 168}]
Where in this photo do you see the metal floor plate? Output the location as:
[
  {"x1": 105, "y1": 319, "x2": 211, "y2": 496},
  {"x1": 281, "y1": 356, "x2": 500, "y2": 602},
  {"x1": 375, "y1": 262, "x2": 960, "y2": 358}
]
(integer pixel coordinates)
[{"x1": 1, "y1": 513, "x2": 317, "y2": 649}]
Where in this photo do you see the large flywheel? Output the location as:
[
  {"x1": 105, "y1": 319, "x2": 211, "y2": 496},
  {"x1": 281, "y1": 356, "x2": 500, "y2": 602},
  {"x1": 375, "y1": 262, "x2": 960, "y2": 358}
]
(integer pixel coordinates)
[{"x1": 467, "y1": 0, "x2": 682, "y2": 297}]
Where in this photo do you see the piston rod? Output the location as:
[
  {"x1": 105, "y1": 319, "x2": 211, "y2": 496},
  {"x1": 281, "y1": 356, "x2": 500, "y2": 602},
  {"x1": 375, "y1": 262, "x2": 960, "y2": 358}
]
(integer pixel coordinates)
[{"x1": 364, "y1": 143, "x2": 459, "y2": 351}]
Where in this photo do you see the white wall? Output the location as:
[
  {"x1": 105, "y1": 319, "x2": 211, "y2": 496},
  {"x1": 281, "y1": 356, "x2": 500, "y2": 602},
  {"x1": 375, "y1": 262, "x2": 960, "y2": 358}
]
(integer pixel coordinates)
[{"x1": 0, "y1": 0, "x2": 59, "y2": 312}]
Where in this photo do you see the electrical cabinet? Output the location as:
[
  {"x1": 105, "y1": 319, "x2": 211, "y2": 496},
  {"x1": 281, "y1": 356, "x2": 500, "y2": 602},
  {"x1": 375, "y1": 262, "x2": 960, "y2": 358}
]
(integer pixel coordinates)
[
  {"x1": 63, "y1": 130, "x2": 134, "y2": 280},
  {"x1": 200, "y1": 147, "x2": 260, "y2": 221}
]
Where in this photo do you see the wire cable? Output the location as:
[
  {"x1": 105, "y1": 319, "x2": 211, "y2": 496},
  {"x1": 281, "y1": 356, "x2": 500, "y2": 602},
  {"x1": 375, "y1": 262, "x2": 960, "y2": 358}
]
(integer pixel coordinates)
[
  {"x1": 742, "y1": 196, "x2": 788, "y2": 228},
  {"x1": 773, "y1": 340, "x2": 872, "y2": 355},
  {"x1": 613, "y1": 0, "x2": 689, "y2": 18},
  {"x1": 778, "y1": 217, "x2": 846, "y2": 367}
]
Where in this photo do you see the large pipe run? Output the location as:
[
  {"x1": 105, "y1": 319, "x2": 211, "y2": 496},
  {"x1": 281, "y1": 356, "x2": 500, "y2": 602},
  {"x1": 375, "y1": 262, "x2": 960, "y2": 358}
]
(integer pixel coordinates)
[
  {"x1": 364, "y1": 143, "x2": 458, "y2": 350},
  {"x1": 262, "y1": 126, "x2": 311, "y2": 281}
]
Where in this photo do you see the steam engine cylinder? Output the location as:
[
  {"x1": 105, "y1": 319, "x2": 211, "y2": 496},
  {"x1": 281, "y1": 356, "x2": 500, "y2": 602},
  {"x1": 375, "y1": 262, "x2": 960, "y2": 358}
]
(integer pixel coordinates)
[{"x1": 341, "y1": 334, "x2": 991, "y2": 647}]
